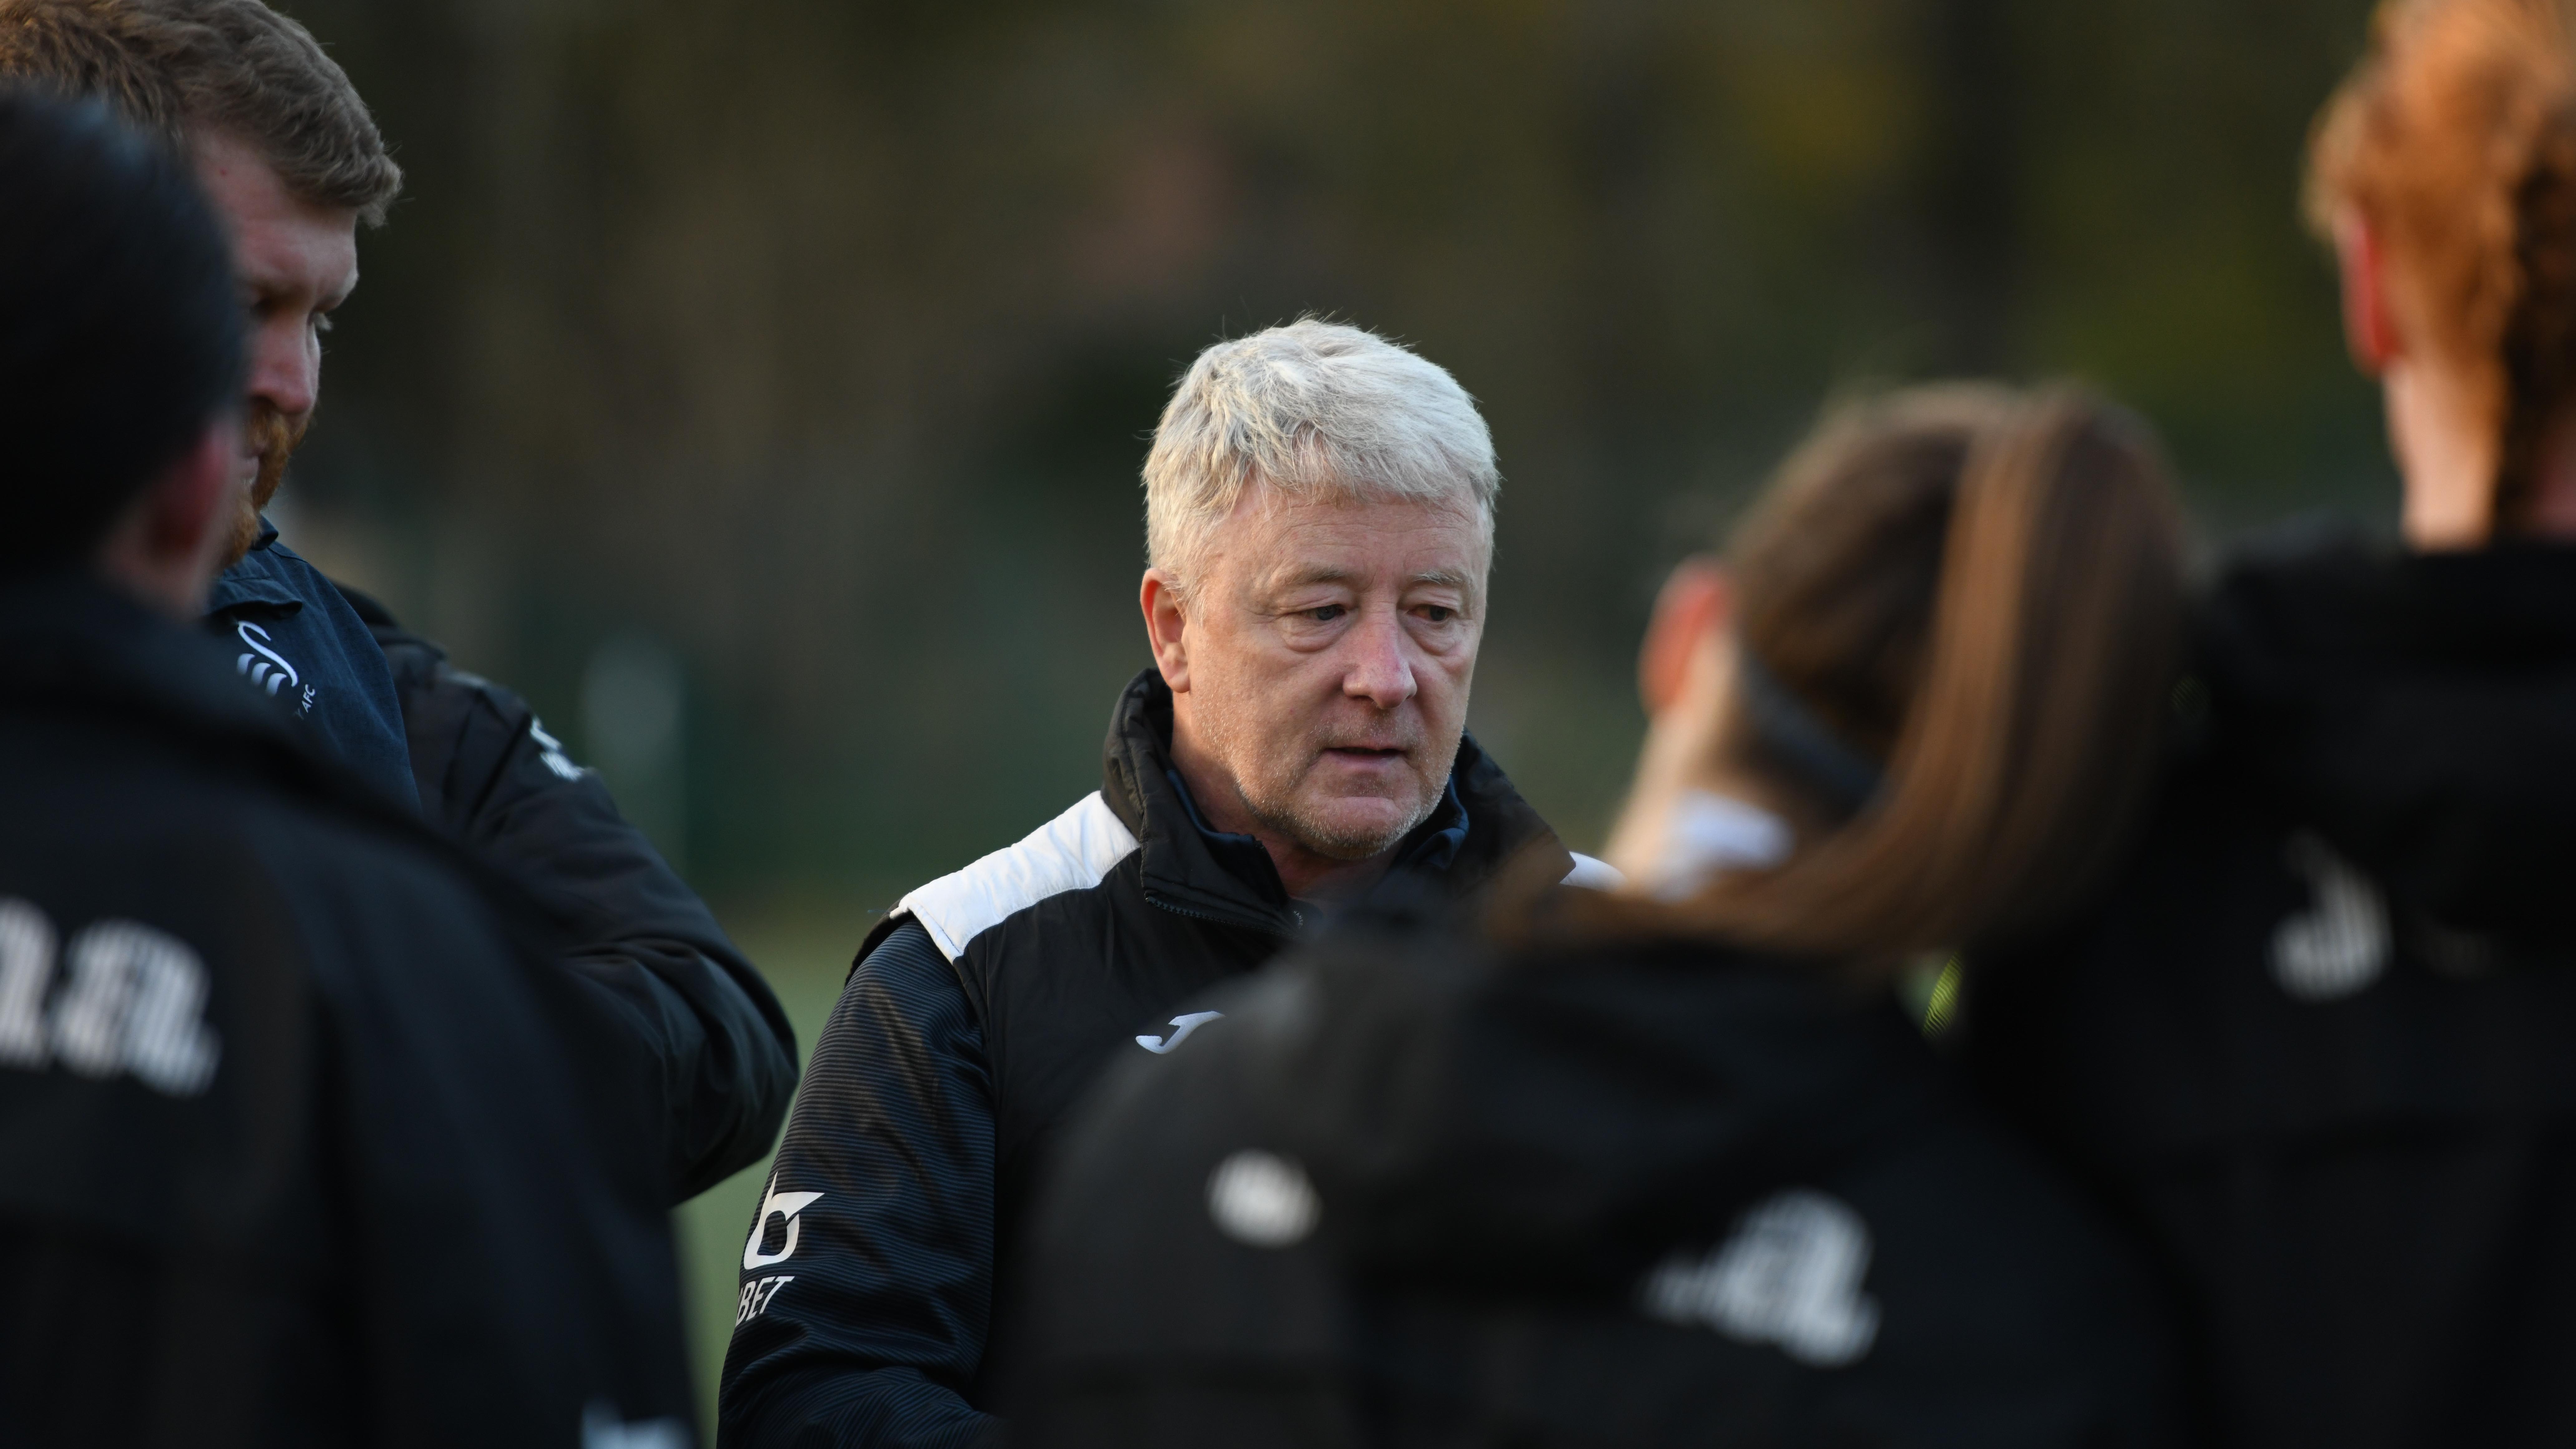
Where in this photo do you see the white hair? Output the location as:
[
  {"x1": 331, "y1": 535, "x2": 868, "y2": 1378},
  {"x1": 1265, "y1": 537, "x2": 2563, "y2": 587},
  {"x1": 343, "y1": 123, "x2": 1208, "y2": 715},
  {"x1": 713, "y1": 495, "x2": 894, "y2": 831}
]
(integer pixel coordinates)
[{"x1": 1143, "y1": 320, "x2": 1499, "y2": 596}]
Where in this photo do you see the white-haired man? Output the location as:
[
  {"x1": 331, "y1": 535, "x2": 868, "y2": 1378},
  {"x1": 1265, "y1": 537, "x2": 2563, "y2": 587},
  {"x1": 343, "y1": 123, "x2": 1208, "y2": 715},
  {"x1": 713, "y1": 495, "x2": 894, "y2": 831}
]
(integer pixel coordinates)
[{"x1": 722, "y1": 320, "x2": 1608, "y2": 1445}]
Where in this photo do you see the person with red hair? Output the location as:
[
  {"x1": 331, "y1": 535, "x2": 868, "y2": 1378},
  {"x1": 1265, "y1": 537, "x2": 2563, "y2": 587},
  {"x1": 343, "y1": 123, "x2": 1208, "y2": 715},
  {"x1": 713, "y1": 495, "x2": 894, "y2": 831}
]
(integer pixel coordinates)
[{"x1": 1969, "y1": 3, "x2": 2576, "y2": 1444}]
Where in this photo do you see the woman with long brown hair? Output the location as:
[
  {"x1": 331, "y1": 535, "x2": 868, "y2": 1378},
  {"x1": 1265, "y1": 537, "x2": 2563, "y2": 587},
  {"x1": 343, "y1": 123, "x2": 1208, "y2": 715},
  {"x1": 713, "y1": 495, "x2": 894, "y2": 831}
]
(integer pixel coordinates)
[
  {"x1": 1969, "y1": 4, "x2": 2576, "y2": 1444},
  {"x1": 1003, "y1": 383, "x2": 2190, "y2": 1448}
]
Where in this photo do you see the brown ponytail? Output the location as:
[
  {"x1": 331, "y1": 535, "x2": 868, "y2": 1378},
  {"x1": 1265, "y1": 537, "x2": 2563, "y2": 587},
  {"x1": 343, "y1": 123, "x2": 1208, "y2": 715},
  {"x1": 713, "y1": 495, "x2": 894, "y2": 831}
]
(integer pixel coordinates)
[
  {"x1": 1565, "y1": 385, "x2": 2187, "y2": 977},
  {"x1": 2307, "y1": 0, "x2": 2576, "y2": 529}
]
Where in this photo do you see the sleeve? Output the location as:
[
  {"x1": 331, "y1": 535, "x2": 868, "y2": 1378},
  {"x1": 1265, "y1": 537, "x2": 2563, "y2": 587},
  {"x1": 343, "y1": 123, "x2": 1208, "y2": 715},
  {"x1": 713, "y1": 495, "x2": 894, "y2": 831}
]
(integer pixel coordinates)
[
  {"x1": 365, "y1": 610, "x2": 797, "y2": 1201},
  {"x1": 718, "y1": 919, "x2": 998, "y2": 1449}
]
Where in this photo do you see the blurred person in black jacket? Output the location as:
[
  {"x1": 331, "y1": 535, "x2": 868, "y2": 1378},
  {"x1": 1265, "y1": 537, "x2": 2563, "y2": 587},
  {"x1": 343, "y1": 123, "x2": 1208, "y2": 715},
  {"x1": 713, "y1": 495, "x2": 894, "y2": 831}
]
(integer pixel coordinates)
[
  {"x1": 1964, "y1": 3, "x2": 2576, "y2": 1444},
  {"x1": 1007, "y1": 385, "x2": 2192, "y2": 1448},
  {"x1": 0, "y1": 87, "x2": 694, "y2": 1446},
  {"x1": 0, "y1": 0, "x2": 794, "y2": 1202},
  {"x1": 721, "y1": 321, "x2": 1605, "y2": 1447}
]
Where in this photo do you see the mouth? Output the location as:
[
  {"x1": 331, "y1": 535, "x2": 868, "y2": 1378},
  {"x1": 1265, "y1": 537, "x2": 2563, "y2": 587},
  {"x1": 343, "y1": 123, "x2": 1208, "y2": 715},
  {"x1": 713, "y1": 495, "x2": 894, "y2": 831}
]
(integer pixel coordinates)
[{"x1": 1322, "y1": 746, "x2": 1408, "y2": 763}]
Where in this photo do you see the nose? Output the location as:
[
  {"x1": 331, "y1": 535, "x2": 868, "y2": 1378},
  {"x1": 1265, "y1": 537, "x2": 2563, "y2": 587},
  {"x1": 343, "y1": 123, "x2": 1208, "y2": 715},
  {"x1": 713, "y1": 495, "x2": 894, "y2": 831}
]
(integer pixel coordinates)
[
  {"x1": 1342, "y1": 606, "x2": 1416, "y2": 710},
  {"x1": 246, "y1": 313, "x2": 318, "y2": 422}
]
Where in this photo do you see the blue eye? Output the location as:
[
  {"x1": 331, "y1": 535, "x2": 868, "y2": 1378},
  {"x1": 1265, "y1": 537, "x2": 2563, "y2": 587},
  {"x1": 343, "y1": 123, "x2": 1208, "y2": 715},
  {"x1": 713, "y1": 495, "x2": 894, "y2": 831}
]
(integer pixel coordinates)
[{"x1": 1306, "y1": 605, "x2": 1345, "y2": 622}]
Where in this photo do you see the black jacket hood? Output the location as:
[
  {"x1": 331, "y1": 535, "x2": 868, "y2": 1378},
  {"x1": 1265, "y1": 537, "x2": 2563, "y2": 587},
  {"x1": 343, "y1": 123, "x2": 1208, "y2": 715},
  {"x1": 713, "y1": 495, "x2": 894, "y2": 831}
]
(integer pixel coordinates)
[
  {"x1": 0, "y1": 570, "x2": 700, "y2": 1442},
  {"x1": 1094, "y1": 667, "x2": 1570, "y2": 935},
  {"x1": 1214, "y1": 919, "x2": 1937, "y2": 1294},
  {"x1": 2198, "y1": 521, "x2": 2576, "y2": 939}
]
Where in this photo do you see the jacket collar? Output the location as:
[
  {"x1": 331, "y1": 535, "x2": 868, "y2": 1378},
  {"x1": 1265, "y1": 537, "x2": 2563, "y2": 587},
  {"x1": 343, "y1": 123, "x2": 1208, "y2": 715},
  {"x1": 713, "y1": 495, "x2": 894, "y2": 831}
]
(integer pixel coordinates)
[
  {"x1": 204, "y1": 515, "x2": 302, "y2": 617},
  {"x1": 1096, "y1": 667, "x2": 1569, "y2": 936}
]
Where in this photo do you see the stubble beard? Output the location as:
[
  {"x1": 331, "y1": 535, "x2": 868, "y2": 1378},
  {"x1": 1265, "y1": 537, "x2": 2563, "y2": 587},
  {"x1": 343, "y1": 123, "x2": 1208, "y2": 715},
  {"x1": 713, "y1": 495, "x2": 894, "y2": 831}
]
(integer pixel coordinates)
[
  {"x1": 1261, "y1": 787, "x2": 1439, "y2": 862},
  {"x1": 1205, "y1": 705, "x2": 1457, "y2": 862},
  {"x1": 222, "y1": 401, "x2": 309, "y2": 567}
]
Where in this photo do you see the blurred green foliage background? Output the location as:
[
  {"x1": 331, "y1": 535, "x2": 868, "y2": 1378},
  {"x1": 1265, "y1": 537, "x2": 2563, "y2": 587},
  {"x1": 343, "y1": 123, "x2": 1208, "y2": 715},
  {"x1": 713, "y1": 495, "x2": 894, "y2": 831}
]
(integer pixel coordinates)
[{"x1": 263, "y1": 0, "x2": 2392, "y2": 1424}]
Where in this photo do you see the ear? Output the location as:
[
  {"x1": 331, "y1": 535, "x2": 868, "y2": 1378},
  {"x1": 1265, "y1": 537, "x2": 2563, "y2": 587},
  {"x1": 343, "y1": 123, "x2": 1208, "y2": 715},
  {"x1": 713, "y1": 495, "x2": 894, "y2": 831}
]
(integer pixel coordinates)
[
  {"x1": 2334, "y1": 207, "x2": 2399, "y2": 374},
  {"x1": 95, "y1": 416, "x2": 242, "y2": 618},
  {"x1": 1638, "y1": 557, "x2": 1730, "y2": 717},
  {"x1": 1140, "y1": 569, "x2": 1193, "y2": 693},
  {"x1": 156, "y1": 421, "x2": 239, "y2": 561}
]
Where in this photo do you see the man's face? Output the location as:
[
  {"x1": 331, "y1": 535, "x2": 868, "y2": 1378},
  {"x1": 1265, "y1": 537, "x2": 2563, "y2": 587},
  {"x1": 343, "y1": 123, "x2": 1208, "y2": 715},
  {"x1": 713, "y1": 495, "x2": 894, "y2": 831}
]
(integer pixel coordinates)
[
  {"x1": 189, "y1": 130, "x2": 358, "y2": 563},
  {"x1": 1165, "y1": 486, "x2": 1488, "y2": 861}
]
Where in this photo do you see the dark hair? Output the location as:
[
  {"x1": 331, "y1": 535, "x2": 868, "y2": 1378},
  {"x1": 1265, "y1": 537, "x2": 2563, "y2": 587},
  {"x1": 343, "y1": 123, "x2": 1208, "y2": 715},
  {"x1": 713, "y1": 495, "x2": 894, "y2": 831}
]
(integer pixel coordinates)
[
  {"x1": 0, "y1": 86, "x2": 243, "y2": 569},
  {"x1": 1564, "y1": 384, "x2": 2188, "y2": 975},
  {"x1": 0, "y1": 0, "x2": 400, "y2": 225}
]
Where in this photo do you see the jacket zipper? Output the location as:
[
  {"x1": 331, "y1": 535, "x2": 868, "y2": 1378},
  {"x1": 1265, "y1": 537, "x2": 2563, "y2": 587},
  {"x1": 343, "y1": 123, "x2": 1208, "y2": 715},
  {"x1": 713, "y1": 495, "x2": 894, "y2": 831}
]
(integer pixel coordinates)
[{"x1": 1144, "y1": 890, "x2": 1296, "y2": 939}]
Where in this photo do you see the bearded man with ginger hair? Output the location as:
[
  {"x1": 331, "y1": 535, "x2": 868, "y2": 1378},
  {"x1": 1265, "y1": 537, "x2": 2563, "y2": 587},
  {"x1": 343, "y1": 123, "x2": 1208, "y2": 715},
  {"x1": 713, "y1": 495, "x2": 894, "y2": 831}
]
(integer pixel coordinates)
[{"x1": 0, "y1": 0, "x2": 798, "y2": 1205}]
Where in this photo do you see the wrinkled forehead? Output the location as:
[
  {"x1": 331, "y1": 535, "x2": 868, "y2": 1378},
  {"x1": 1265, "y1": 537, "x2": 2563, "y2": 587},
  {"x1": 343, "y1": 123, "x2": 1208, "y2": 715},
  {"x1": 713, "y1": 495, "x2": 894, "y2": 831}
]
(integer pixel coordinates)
[{"x1": 1219, "y1": 481, "x2": 1493, "y2": 593}]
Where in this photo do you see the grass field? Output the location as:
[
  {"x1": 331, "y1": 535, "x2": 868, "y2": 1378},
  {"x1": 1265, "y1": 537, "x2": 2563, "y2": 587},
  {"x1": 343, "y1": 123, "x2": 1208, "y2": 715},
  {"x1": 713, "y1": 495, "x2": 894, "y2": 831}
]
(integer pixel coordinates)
[{"x1": 672, "y1": 906, "x2": 882, "y2": 1441}]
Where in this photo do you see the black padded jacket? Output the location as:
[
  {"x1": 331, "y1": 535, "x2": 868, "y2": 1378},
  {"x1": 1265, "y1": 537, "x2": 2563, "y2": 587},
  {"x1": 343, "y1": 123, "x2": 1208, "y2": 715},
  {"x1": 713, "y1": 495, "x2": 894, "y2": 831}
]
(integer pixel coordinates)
[
  {"x1": 345, "y1": 589, "x2": 796, "y2": 1202},
  {"x1": 0, "y1": 573, "x2": 695, "y2": 1446},
  {"x1": 1009, "y1": 905, "x2": 2183, "y2": 1448},
  {"x1": 1968, "y1": 524, "x2": 2576, "y2": 1448},
  {"x1": 719, "y1": 669, "x2": 1578, "y2": 1448}
]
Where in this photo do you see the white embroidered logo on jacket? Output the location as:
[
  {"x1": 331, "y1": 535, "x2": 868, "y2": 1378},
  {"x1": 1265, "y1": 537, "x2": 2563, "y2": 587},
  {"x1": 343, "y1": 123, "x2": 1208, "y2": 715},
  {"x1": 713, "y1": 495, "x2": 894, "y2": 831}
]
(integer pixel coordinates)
[
  {"x1": 1206, "y1": 1148, "x2": 1321, "y2": 1247},
  {"x1": 0, "y1": 898, "x2": 220, "y2": 1097},
  {"x1": 1138, "y1": 1011, "x2": 1222, "y2": 1054},
  {"x1": 529, "y1": 718, "x2": 587, "y2": 783},
  {"x1": 742, "y1": 1175, "x2": 825, "y2": 1271},
  {"x1": 1639, "y1": 1188, "x2": 1881, "y2": 1367},
  {"x1": 2271, "y1": 831, "x2": 2390, "y2": 1002},
  {"x1": 233, "y1": 620, "x2": 315, "y2": 716}
]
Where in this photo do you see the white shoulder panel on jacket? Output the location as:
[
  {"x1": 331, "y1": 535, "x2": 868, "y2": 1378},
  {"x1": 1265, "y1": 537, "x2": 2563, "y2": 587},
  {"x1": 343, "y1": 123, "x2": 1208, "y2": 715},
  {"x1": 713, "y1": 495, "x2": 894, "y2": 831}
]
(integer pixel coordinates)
[
  {"x1": 1562, "y1": 852, "x2": 1625, "y2": 890},
  {"x1": 896, "y1": 790, "x2": 1142, "y2": 962}
]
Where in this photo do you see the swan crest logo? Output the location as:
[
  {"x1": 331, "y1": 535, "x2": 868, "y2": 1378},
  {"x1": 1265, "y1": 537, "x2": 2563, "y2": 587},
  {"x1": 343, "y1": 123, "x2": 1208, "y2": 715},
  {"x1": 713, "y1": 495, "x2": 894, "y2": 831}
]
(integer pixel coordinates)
[
  {"x1": 234, "y1": 621, "x2": 315, "y2": 716},
  {"x1": 2271, "y1": 832, "x2": 2389, "y2": 1002}
]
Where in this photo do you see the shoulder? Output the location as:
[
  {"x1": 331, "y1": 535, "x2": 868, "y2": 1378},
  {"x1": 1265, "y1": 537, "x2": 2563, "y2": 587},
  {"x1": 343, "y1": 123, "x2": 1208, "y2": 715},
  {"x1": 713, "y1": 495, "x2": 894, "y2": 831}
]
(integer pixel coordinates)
[
  {"x1": 0, "y1": 738, "x2": 513, "y2": 1006},
  {"x1": 2195, "y1": 517, "x2": 2394, "y2": 683},
  {"x1": 235, "y1": 790, "x2": 513, "y2": 952},
  {"x1": 897, "y1": 791, "x2": 1141, "y2": 962},
  {"x1": 845, "y1": 917, "x2": 976, "y2": 1024},
  {"x1": 88, "y1": 729, "x2": 516, "y2": 951},
  {"x1": 1, "y1": 705, "x2": 417, "y2": 882}
]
